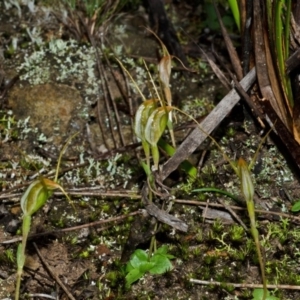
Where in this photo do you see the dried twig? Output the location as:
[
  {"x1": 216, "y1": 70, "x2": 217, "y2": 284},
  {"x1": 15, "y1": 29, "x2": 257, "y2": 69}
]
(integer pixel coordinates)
[
  {"x1": 33, "y1": 243, "x2": 76, "y2": 300},
  {"x1": 216, "y1": 198, "x2": 248, "y2": 231},
  {"x1": 141, "y1": 184, "x2": 188, "y2": 232},
  {"x1": 190, "y1": 278, "x2": 300, "y2": 290}
]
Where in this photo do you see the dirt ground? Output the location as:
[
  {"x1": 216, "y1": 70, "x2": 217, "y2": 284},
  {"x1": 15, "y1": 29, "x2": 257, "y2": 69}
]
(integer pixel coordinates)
[{"x1": 1, "y1": 1, "x2": 300, "y2": 300}]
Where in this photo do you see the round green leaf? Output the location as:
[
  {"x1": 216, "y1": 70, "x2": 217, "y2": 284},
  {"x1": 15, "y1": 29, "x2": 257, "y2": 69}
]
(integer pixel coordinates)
[{"x1": 291, "y1": 200, "x2": 300, "y2": 212}]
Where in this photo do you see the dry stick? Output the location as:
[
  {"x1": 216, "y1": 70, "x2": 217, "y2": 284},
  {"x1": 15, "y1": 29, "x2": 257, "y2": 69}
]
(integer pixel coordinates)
[
  {"x1": 190, "y1": 279, "x2": 300, "y2": 290},
  {"x1": 229, "y1": 70, "x2": 265, "y2": 128},
  {"x1": 197, "y1": 143, "x2": 210, "y2": 171},
  {"x1": 96, "y1": 95, "x2": 110, "y2": 150},
  {"x1": 33, "y1": 243, "x2": 76, "y2": 300},
  {"x1": 27, "y1": 293, "x2": 56, "y2": 300},
  {"x1": 160, "y1": 67, "x2": 257, "y2": 181},
  {"x1": 141, "y1": 184, "x2": 188, "y2": 232},
  {"x1": 63, "y1": 15, "x2": 108, "y2": 150},
  {"x1": 0, "y1": 185, "x2": 142, "y2": 202},
  {"x1": 286, "y1": 47, "x2": 300, "y2": 74},
  {"x1": 199, "y1": 46, "x2": 231, "y2": 91},
  {"x1": 216, "y1": 198, "x2": 248, "y2": 232},
  {"x1": 1, "y1": 225, "x2": 109, "y2": 245}
]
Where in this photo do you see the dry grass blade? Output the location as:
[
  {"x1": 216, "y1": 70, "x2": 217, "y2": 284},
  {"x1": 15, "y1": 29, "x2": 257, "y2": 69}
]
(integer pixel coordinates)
[
  {"x1": 253, "y1": 0, "x2": 292, "y2": 131},
  {"x1": 213, "y1": 2, "x2": 243, "y2": 80},
  {"x1": 199, "y1": 46, "x2": 231, "y2": 91}
]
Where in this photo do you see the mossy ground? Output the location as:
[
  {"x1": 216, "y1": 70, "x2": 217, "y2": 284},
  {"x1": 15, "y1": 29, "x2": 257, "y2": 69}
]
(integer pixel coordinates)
[{"x1": 1, "y1": 1, "x2": 300, "y2": 299}]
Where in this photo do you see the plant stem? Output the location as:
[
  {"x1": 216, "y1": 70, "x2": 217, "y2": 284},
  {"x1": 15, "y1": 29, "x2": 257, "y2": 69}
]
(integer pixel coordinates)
[
  {"x1": 247, "y1": 200, "x2": 267, "y2": 300},
  {"x1": 15, "y1": 215, "x2": 31, "y2": 300}
]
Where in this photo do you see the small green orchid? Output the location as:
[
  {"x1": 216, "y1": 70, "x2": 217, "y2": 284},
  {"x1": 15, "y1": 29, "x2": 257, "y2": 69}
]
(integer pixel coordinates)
[{"x1": 15, "y1": 133, "x2": 77, "y2": 300}]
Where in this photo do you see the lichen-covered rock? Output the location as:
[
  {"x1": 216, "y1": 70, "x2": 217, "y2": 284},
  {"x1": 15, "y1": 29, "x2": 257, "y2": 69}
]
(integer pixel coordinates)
[{"x1": 9, "y1": 83, "x2": 83, "y2": 146}]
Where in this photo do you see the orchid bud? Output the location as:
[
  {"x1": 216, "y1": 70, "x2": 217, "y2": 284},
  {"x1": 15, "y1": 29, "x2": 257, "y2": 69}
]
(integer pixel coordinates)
[
  {"x1": 134, "y1": 99, "x2": 158, "y2": 140},
  {"x1": 134, "y1": 99, "x2": 158, "y2": 164},
  {"x1": 144, "y1": 107, "x2": 171, "y2": 147},
  {"x1": 145, "y1": 106, "x2": 172, "y2": 169},
  {"x1": 158, "y1": 56, "x2": 171, "y2": 88},
  {"x1": 20, "y1": 179, "x2": 50, "y2": 216},
  {"x1": 237, "y1": 158, "x2": 254, "y2": 203}
]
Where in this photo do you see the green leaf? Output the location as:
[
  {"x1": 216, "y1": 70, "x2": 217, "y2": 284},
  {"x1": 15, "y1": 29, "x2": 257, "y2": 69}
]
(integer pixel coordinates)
[
  {"x1": 125, "y1": 247, "x2": 175, "y2": 287},
  {"x1": 125, "y1": 268, "x2": 144, "y2": 287},
  {"x1": 127, "y1": 249, "x2": 148, "y2": 269},
  {"x1": 228, "y1": 0, "x2": 240, "y2": 31},
  {"x1": 126, "y1": 262, "x2": 134, "y2": 272},
  {"x1": 291, "y1": 200, "x2": 300, "y2": 212},
  {"x1": 150, "y1": 254, "x2": 173, "y2": 274},
  {"x1": 139, "y1": 261, "x2": 155, "y2": 273},
  {"x1": 155, "y1": 245, "x2": 168, "y2": 255},
  {"x1": 165, "y1": 253, "x2": 175, "y2": 259},
  {"x1": 252, "y1": 288, "x2": 279, "y2": 300},
  {"x1": 155, "y1": 245, "x2": 175, "y2": 259}
]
